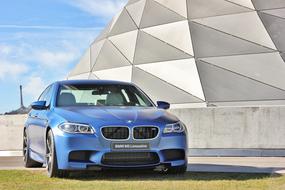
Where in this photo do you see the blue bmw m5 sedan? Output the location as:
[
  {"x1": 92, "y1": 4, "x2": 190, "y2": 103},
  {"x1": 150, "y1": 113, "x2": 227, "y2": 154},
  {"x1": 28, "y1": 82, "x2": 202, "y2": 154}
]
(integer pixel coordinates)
[{"x1": 23, "y1": 80, "x2": 188, "y2": 177}]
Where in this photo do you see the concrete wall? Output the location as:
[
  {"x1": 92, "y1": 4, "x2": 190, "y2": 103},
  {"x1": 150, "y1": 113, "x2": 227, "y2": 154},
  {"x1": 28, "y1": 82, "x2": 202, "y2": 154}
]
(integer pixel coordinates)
[
  {"x1": 170, "y1": 106, "x2": 285, "y2": 156},
  {"x1": 1, "y1": 106, "x2": 285, "y2": 156},
  {"x1": 0, "y1": 114, "x2": 26, "y2": 150}
]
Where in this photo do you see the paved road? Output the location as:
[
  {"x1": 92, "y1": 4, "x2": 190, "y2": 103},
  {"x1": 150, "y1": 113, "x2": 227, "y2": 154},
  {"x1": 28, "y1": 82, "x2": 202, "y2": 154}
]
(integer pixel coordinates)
[
  {"x1": 189, "y1": 157, "x2": 285, "y2": 174},
  {"x1": 0, "y1": 155, "x2": 285, "y2": 174},
  {"x1": 0, "y1": 157, "x2": 26, "y2": 170}
]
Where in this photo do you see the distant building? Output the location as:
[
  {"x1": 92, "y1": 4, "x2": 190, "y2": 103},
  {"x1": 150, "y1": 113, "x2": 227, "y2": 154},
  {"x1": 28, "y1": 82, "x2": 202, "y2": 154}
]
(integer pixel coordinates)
[{"x1": 68, "y1": 0, "x2": 285, "y2": 107}]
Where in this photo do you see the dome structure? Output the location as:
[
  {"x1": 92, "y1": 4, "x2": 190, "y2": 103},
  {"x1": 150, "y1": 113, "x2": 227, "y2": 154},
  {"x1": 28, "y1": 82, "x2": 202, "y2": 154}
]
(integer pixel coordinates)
[{"x1": 68, "y1": 0, "x2": 285, "y2": 107}]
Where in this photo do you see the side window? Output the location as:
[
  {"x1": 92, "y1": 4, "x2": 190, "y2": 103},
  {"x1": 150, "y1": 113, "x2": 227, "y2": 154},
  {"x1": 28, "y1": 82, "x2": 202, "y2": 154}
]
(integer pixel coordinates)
[
  {"x1": 38, "y1": 87, "x2": 49, "y2": 101},
  {"x1": 45, "y1": 86, "x2": 53, "y2": 106},
  {"x1": 38, "y1": 85, "x2": 52, "y2": 106}
]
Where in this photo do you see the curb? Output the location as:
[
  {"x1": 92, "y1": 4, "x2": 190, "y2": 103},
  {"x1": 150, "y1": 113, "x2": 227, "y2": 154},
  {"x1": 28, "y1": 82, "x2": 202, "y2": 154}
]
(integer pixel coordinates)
[{"x1": 0, "y1": 151, "x2": 22, "y2": 157}]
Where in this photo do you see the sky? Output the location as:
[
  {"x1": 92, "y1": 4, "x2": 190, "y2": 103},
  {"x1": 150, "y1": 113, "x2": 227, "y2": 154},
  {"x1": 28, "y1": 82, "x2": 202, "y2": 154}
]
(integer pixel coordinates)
[{"x1": 0, "y1": 0, "x2": 128, "y2": 113}]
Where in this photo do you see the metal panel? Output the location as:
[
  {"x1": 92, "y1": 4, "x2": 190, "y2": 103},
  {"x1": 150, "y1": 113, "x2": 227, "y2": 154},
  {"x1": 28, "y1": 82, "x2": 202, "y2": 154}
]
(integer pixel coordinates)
[
  {"x1": 126, "y1": 0, "x2": 141, "y2": 6},
  {"x1": 187, "y1": 0, "x2": 251, "y2": 19},
  {"x1": 90, "y1": 40, "x2": 105, "y2": 68},
  {"x1": 154, "y1": 0, "x2": 187, "y2": 18},
  {"x1": 94, "y1": 66, "x2": 132, "y2": 82},
  {"x1": 92, "y1": 40, "x2": 131, "y2": 71},
  {"x1": 263, "y1": 8, "x2": 285, "y2": 19},
  {"x1": 134, "y1": 31, "x2": 191, "y2": 64},
  {"x1": 94, "y1": 19, "x2": 113, "y2": 43},
  {"x1": 194, "y1": 12, "x2": 276, "y2": 49},
  {"x1": 252, "y1": 0, "x2": 285, "y2": 10},
  {"x1": 189, "y1": 21, "x2": 274, "y2": 58},
  {"x1": 88, "y1": 73, "x2": 98, "y2": 79},
  {"x1": 226, "y1": 0, "x2": 255, "y2": 9},
  {"x1": 202, "y1": 53, "x2": 285, "y2": 90},
  {"x1": 68, "y1": 73, "x2": 90, "y2": 80},
  {"x1": 132, "y1": 67, "x2": 203, "y2": 103},
  {"x1": 140, "y1": 0, "x2": 185, "y2": 28},
  {"x1": 137, "y1": 59, "x2": 205, "y2": 100},
  {"x1": 258, "y1": 12, "x2": 285, "y2": 52},
  {"x1": 109, "y1": 9, "x2": 138, "y2": 37},
  {"x1": 69, "y1": 48, "x2": 90, "y2": 77},
  {"x1": 142, "y1": 20, "x2": 194, "y2": 55},
  {"x1": 197, "y1": 60, "x2": 285, "y2": 102},
  {"x1": 109, "y1": 30, "x2": 138, "y2": 63},
  {"x1": 126, "y1": 0, "x2": 146, "y2": 27},
  {"x1": 281, "y1": 53, "x2": 285, "y2": 62}
]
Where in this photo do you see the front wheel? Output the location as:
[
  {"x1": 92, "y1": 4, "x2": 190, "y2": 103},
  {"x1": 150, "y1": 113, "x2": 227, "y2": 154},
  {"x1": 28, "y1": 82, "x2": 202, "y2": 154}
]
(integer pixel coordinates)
[
  {"x1": 46, "y1": 130, "x2": 68, "y2": 178},
  {"x1": 23, "y1": 130, "x2": 43, "y2": 168}
]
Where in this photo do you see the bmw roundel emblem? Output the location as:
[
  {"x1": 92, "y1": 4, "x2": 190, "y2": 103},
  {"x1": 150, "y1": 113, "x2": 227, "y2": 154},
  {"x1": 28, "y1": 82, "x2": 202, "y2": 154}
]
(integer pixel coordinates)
[{"x1": 126, "y1": 120, "x2": 133, "y2": 124}]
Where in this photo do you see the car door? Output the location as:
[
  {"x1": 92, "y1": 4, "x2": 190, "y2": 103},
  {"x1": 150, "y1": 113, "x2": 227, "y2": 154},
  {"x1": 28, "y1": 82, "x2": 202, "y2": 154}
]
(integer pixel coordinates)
[{"x1": 28, "y1": 85, "x2": 53, "y2": 157}]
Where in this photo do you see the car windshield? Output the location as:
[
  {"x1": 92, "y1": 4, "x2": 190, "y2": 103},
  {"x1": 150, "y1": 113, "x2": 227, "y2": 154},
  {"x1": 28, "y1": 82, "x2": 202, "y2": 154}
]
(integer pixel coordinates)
[{"x1": 56, "y1": 84, "x2": 153, "y2": 107}]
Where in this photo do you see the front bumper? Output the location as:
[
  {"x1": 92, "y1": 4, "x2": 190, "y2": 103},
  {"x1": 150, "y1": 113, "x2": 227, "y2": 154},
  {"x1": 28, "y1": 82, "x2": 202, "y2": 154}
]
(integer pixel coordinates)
[{"x1": 53, "y1": 128, "x2": 188, "y2": 170}]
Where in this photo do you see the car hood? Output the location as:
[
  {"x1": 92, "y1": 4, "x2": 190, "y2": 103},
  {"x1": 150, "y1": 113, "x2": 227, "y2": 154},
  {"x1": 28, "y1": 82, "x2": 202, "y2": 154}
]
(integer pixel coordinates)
[{"x1": 54, "y1": 106, "x2": 178, "y2": 125}]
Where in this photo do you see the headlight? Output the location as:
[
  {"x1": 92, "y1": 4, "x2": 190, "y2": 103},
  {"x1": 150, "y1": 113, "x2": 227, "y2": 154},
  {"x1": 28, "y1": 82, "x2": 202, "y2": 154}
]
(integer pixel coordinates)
[
  {"x1": 58, "y1": 123, "x2": 95, "y2": 134},
  {"x1": 163, "y1": 121, "x2": 186, "y2": 134}
]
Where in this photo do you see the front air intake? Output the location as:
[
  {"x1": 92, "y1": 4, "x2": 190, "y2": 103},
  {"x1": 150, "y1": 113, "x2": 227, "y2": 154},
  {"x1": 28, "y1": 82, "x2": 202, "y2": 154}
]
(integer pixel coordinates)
[{"x1": 101, "y1": 152, "x2": 159, "y2": 166}]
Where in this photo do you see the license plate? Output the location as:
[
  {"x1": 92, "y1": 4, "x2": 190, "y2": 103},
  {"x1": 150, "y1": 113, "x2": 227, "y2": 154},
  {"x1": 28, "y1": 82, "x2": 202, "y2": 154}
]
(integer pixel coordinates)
[{"x1": 112, "y1": 143, "x2": 149, "y2": 150}]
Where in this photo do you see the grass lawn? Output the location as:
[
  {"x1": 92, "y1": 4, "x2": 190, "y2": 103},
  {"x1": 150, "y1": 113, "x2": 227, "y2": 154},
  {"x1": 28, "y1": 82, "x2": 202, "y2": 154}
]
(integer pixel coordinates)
[{"x1": 0, "y1": 170, "x2": 284, "y2": 190}]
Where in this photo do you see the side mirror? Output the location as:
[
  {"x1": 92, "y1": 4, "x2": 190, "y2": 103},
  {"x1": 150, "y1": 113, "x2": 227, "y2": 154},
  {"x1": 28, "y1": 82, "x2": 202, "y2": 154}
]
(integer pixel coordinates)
[
  {"x1": 31, "y1": 101, "x2": 47, "y2": 110},
  {"x1": 157, "y1": 101, "x2": 170, "y2": 110}
]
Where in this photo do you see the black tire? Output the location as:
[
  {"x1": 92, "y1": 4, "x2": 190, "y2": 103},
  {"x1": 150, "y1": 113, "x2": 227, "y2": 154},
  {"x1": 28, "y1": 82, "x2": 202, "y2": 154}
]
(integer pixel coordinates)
[
  {"x1": 46, "y1": 130, "x2": 69, "y2": 178},
  {"x1": 23, "y1": 129, "x2": 43, "y2": 168},
  {"x1": 167, "y1": 164, "x2": 187, "y2": 174}
]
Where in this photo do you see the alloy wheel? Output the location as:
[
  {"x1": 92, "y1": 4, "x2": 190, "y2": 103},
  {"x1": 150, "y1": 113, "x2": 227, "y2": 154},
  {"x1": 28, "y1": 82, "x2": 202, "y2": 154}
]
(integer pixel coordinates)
[
  {"x1": 46, "y1": 134, "x2": 53, "y2": 174},
  {"x1": 23, "y1": 131, "x2": 28, "y2": 163}
]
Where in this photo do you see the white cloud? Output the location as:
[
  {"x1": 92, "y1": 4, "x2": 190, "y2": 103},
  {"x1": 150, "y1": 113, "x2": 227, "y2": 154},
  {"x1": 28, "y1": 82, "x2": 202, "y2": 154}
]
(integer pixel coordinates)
[
  {"x1": 0, "y1": 60, "x2": 29, "y2": 80},
  {"x1": 0, "y1": 29, "x2": 98, "y2": 108},
  {"x1": 23, "y1": 76, "x2": 47, "y2": 100},
  {"x1": 33, "y1": 50, "x2": 79, "y2": 68},
  {"x1": 0, "y1": 30, "x2": 97, "y2": 70},
  {"x1": 0, "y1": 45, "x2": 12, "y2": 55},
  {"x1": 69, "y1": 0, "x2": 128, "y2": 19}
]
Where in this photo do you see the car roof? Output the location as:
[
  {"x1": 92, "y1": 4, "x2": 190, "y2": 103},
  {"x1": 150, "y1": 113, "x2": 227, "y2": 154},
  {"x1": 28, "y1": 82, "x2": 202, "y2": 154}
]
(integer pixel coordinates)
[{"x1": 55, "y1": 80, "x2": 134, "y2": 86}]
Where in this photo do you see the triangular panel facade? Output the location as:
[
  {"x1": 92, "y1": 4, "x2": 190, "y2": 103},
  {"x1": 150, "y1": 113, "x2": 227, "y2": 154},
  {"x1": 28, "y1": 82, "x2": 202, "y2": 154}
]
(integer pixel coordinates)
[{"x1": 69, "y1": 0, "x2": 285, "y2": 107}]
